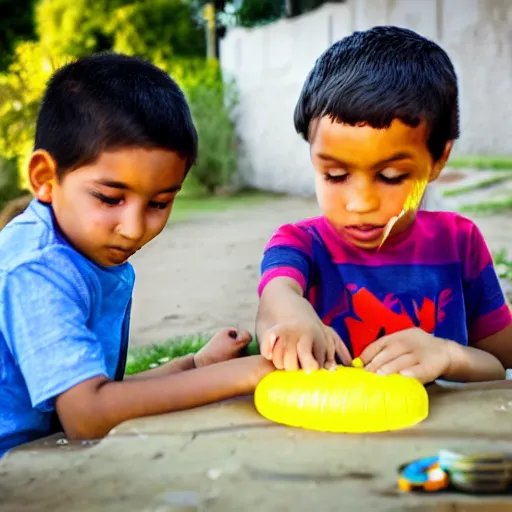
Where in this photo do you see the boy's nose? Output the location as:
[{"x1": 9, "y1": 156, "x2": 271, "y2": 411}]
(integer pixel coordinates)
[
  {"x1": 116, "y1": 209, "x2": 145, "y2": 242},
  {"x1": 345, "y1": 182, "x2": 379, "y2": 213}
]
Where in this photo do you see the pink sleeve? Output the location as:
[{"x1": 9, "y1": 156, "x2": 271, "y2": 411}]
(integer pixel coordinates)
[
  {"x1": 459, "y1": 218, "x2": 512, "y2": 342},
  {"x1": 258, "y1": 223, "x2": 313, "y2": 297}
]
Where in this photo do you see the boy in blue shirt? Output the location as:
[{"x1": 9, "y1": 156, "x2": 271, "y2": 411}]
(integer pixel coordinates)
[{"x1": 0, "y1": 53, "x2": 274, "y2": 456}]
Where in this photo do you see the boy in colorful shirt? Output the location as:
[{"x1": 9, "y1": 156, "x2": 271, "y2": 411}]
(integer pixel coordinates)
[
  {"x1": 0, "y1": 53, "x2": 274, "y2": 456},
  {"x1": 256, "y1": 27, "x2": 512, "y2": 384}
]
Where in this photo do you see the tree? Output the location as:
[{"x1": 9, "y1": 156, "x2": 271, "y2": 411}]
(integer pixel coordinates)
[
  {"x1": 0, "y1": 0, "x2": 37, "y2": 70},
  {"x1": 200, "y1": 0, "x2": 343, "y2": 28},
  {"x1": 196, "y1": 0, "x2": 283, "y2": 28},
  {"x1": 235, "y1": 0, "x2": 283, "y2": 26},
  {"x1": 285, "y1": 0, "x2": 300, "y2": 17},
  {"x1": 36, "y1": 0, "x2": 206, "y2": 61},
  {"x1": 0, "y1": 0, "x2": 239, "y2": 197},
  {"x1": 0, "y1": 0, "x2": 208, "y2": 192}
]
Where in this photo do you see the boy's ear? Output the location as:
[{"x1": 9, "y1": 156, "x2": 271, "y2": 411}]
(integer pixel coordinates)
[
  {"x1": 429, "y1": 140, "x2": 454, "y2": 182},
  {"x1": 28, "y1": 150, "x2": 58, "y2": 203}
]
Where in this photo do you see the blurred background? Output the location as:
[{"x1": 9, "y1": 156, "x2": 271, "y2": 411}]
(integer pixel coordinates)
[
  {"x1": 1, "y1": 0, "x2": 511, "y2": 210},
  {"x1": 0, "y1": 0, "x2": 511, "y2": 352}
]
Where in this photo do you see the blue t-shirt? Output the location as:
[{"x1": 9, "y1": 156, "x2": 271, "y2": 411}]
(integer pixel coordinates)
[{"x1": 0, "y1": 200, "x2": 135, "y2": 456}]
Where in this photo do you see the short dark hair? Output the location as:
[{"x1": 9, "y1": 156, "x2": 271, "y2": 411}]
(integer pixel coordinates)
[
  {"x1": 294, "y1": 26, "x2": 459, "y2": 161},
  {"x1": 35, "y1": 52, "x2": 198, "y2": 178}
]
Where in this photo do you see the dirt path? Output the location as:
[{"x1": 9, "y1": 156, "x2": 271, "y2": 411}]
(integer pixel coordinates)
[{"x1": 129, "y1": 196, "x2": 512, "y2": 347}]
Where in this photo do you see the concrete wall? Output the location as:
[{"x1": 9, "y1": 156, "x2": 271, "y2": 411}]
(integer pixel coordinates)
[{"x1": 220, "y1": 0, "x2": 512, "y2": 196}]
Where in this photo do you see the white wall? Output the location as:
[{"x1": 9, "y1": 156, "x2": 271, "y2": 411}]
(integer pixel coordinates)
[{"x1": 220, "y1": 0, "x2": 512, "y2": 196}]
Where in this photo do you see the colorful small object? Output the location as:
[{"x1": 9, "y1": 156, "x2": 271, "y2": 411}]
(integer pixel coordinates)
[
  {"x1": 398, "y1": 448, "x2": 512, "y2": 494},
  {"x1": 439, "y1": 447, "x2": 512, "y2": 493},
  {"x1": 398, "y1": 456, "x2": 450, "y2": 492}
]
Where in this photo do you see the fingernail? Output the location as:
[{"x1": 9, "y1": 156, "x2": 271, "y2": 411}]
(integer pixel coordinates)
[
  {"x1": 376, "y1": 369, "x2": 386, "y2": 376},
  {"x1": 228, "y1": 330, "x2": 237, "y2": 340}
]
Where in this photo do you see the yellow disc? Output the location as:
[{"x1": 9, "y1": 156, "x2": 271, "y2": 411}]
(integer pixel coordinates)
[{"x1": 254, "y1": 366, "x2": 429, "y2": 433}]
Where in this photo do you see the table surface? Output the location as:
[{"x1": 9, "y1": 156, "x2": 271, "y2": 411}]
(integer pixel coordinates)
[{"x1": 2, "y1": 380, "x2": 512, "y2": 512}]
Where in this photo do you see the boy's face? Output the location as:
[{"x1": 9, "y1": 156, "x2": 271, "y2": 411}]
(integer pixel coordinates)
[
  {"x1": 310, "y1": 117, "x2": 449, "y2": 250},
  {"x1": 32, "y1": 147, "x2": 187, "y2": 266}
]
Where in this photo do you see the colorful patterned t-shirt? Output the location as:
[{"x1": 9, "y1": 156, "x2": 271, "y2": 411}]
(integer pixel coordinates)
[{"x1": 259, "y1": 211, "x2": 511, "y2": 358}]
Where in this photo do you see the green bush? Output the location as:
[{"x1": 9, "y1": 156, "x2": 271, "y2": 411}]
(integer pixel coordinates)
[
  {"x1": 0, "y1": 157, "x2": 23, "y2": 210},
  {"x1": 235, "y1": 0, "x2": 284, "y2": 27},
  {"x1": 35, "y1": 0, "x2": 205, "y2": 61},
  {"x1": 0, "y1": 41, "x2": 68, "y2": 191},
  {"x1": 0, "y1": 0, "x2": 239, "y2": 197},
  {"x1": 174, "y1": 61, "x2": 239, "y2": 194}
]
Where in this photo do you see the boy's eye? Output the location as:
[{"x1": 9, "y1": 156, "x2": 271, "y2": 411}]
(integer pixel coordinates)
[
  {"x1": 325, "y1": 170, "x2": 348, "y2": 183},
  {"x1": 92, "y1": 192, "x2": 122, "y2": 205},
  {"x1": 148, "y1": 201, "x2": 171, "y2": 210},
  {"x1": 378, "y1": 168, "x2": 409, "y2": 185}
]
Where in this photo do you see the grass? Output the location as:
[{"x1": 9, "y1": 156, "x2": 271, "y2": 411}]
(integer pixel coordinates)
[
  {"x1": 169, "y1": 178, "x2": 283, "y2": 223},
  {"x1": 171, "y1": 189, "x2": 278, "y2": 222},
  {"x1": 448, "y1": 155, "x2": 512, "y2": 171},
  {"x1": 459, "y1": 197, "x2": 512, "y2": 214},
  {"x1": 126, "y1": 334, "x2": 260, "y2": 376},
  {"x1": 494, "y1": 249, "x2": 512, "y2": 282},
  {"x1": 442, "y1": 175, "x2": 511, "y2": 197},
  {"x1": 125, "y1": 335, "x2": 208, "y2": 375}
]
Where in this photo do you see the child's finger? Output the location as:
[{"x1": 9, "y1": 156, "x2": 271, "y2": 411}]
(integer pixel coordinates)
[
  {"x1": 359, "y1": 336, "x2": 387, "y2": 366},
  {"x1": 373, "y1": 353, "x2": 417, "y2": 376},
  {"x1": 313, "y1": 342, "x2": 327, "y2": 369},
  {"x1": 270, "y1": 337, "x2": 286, "y2": 370},
  {"x1": 331, "y1": 331, "x2": 352, "y2": 366},
  {"x1": 234, "y1": 329, "x2": 252, "y2": 345},
  {"x1": 297, "y1": 335, "x2": 319, "y2": 372},
  {"x1": 260, "y1": 331, "x2": 279, "y2": 359},
  {"x1": 363, "y1": 343, "x2": 408, "y2": 373},
  {"x1": 399, "y1": 364, "x2": 425, "y2": 381},
  {"x1": 324, "y1": 339, "x2": 336, "y2": 369},
  {"x1": 283, "y1": 341, "x2": 300, "y2": 371}
]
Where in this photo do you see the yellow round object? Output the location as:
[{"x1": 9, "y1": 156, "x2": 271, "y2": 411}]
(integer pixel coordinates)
[
  {"x1": 254, "y1": 367, "x2": 429, "y2": 433},
  {"x1": 351, "y1": 357, "x2": 364, "y2": 368}
]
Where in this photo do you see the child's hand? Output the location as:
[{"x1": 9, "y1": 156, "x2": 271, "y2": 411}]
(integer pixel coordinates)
[
  {"x1": 244, "y1": 355, "x2": 277, "y2": 391},
  {"x1": 260, "y1": 321, "x2": 352, "y2": 372},
  {"x1": 194, "y1": 328, "x2": 252, "y2": 368},
  {"x1": 359, "y1": 327, "x2": 451, "y2": 384}
]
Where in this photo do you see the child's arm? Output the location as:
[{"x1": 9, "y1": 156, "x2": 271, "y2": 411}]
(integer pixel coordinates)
[
  {"x1": 460, "y1": 219, "x2": 512, "y2": 373},
  {"x1": 125, "y1": 353, "x2": 195, "y2": 379},
  {"x1": 55, "y1": 355, "x2": 274, "y2": 440},
  {"x1": 256, "y1": 277, "x2": 351, "y2": 370},
  {"x1": 127, "y1": 328, "x2": 252, "y2": 380},
  {"x1": 465, "y1": 323, "x2": 512, "y2": 373},
  {"x1": 256, "y1": 223, "x2": 352, "y2": 371},
  {"x1": 0, "y1": 252, "x2": 274, "y2": 443}
]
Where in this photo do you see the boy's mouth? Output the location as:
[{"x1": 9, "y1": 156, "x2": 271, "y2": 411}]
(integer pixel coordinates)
[
  {"x1": 343, "y1": 224, "x2": 385, "y2": 243},
  {"x1": 106, "y1": 245, "x2": 136, "y2": 262}
]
